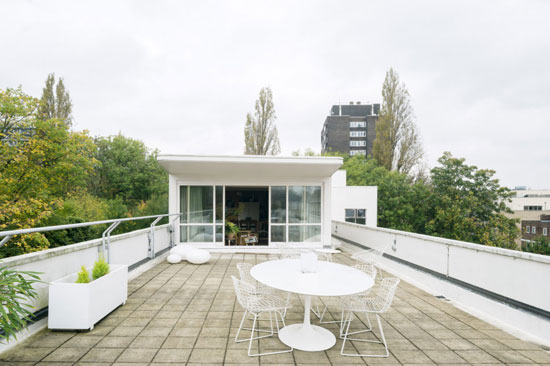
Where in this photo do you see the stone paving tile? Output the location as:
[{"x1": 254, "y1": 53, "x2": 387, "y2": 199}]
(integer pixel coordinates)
[{"x1": 2, "y1": 252, "x2": 549, "y2": 366}]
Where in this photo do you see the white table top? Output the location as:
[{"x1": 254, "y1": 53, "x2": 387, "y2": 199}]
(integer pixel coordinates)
[
  {"x1": 250, "y1": 259, "x2": 374, "y2": 297},
  {"x1": 314, "y1": 248, "x2": 341, "y2": 254}
]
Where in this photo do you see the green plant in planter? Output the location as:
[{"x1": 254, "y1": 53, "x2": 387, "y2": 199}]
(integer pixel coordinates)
[
  {"x1": 0, "y1": 267, "x2": 41, "y2": 342},
  {"x1": 75, "y1": 266, "x2": 90, "y2": 283},
  {"x1": 92, "y1": 254, "x2": 110, "y2": 280},
  {"x1": 225, "y1": 221, "x2": 239, "y2": 238}
]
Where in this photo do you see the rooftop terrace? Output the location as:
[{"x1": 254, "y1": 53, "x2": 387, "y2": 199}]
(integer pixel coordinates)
[{"x1": 2, "y1": 250, "x2": 548, "y2": 366}]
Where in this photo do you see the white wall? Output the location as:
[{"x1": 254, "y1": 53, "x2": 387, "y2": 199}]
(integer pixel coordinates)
[
  {"x1": 508, "y1": 196, "x2": 550, "y2": 211},
  {"x1": 169, "y1": 173, "x2": 332, "y2": 248},
  {"x1": 331, "y1": 187, "x2": 377, "y2": 227},
  {"x1": 2, "y1": 225, "x2": 172, "y2": 310},
  {"x1": 332, "y1": 220, "x2": 550, "y2": 345}
]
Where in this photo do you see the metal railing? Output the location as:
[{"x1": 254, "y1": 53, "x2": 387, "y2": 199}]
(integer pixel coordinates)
[{"x1": 0, "y1": 213, "x2": 182, "y2": 263}]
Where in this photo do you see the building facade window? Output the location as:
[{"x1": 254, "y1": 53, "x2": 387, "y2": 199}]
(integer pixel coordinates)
[
  {"x1": 270, "y1": 185, "x2": 322, "y2": 243},
  {"x1": 524, "y1": 205, "x2": 542, "y2": 211},
  {"x1": 532, "y1": 226, "x2": 536, "y2": 234},
  {"x1": 350, "y1": 131, "x2": 366, "y2": 137},
  {"x1": 345, "y1": 209, "x2": 366, "y2": 225},
  {"x1": 526, "y1": 226, "x2": 530, "y2": 233},
  {"x1": 350, "y1": 140, "x2": 366, "y2": 147},
  {"x1": 350, "y1": 150, "x2": 366, "y2": 156},
  {"x1": 544, "y1": 228, "x2": 548, "y2": 236},
  {"x1": 179, "y1": 185, "x2": 224, "y2": 243},
  {"x1": 350, "y1": 121, "x2": 366, "y2": 128}
]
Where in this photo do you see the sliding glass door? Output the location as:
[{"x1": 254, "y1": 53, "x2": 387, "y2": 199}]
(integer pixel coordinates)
[
  {"x1": 180, "y1": 185, "x2": 223, "y2": 243},
  {"x1": 270, "y1": 185, "x2": 322, "y2": 243}
]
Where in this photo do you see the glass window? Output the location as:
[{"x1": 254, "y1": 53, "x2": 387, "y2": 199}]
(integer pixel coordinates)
[
  {"x1": 288, "y1": 186, "x2": 321, "y2": 223},
  {"x1": 215, "y1": 225, "x2": 223, "y2": 242},
  {"x1": 345, "y1": 208, "x2": 366, "y2": 225},
  {"x1": 180, "y1": 186, "x2": 188, "y2": 222},
  {"x1": 544, "y1": 228, "x2": 548, "y2": 236},
  {"x1": 532, "y1": 227, "x2": 536, "y2": 234},
  {"x1": 350, "y1": 150, "x2": 366, "y2": 156},
  {"x1": 180, "y1": 227, "x2": 188, "y2": 242},
  {"x1": 271, "y1": 186, "x2": 286, "y2": 223},
  {"x1": 289, "y1": 225, "x2": 321, "y2": 242},
  {"x1": 526, "y1": 226, "x2": 530, "y2": 233},
  {"x1": 215, "y1": 186, "x2": 223, "y2": 223},
  {"x1": 271, "y1": 226, "x2": 286, "y2": 242},
  {"x1": 189, "y1": 225, "x2": 213, "y2": 242},
  {"x1": 189, "y1": 186, "x2": 213, "y2": 223}
]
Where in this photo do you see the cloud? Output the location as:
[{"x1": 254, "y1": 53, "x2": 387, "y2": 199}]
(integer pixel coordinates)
[{"x1": 1, "y1": 0, "x2": 548, "y2": 188}]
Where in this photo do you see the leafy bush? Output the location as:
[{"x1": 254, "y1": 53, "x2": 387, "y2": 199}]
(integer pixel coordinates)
[
  {"x1": 75, "y1": 266, "x2": 90, "y2": 283},
  {"x1": 92, "y1": 255, "x2": 110, "y2": 280},
  {"x1": 0, "y1": 267, "x2": 41, "y2": 342},
  {"x1": 523, "y1": 237, "x2": 550, "y2": 255}
]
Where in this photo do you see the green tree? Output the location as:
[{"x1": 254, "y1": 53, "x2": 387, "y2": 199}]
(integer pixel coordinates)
[
  {"x1": 244, "y1": 87, "x2": 280, "y2": 155},
  {"x1": 522, "y1": 236, "x2": 550, "y2": 255},
  {"x1": 38, "y1": 73, "x2": 73, "y2": 126},
  {"x1": 426, "y1": 152, "x2": 518, "y2": 249},
  {"x1": 342, "y1": 155, "x2": 430, "y2": 232},
  {"x1": 89, "y1": 134, "x2": 167, "y2": 207},
  {"x1": 0, "y1": 87, "x2": 96, "y2": 257},
  {"x1": 291, "y1": 148, "x2": 317, "y2": 156},
  {"x1": 372, "y1": 68, "x2": 423, "y2": 175}
]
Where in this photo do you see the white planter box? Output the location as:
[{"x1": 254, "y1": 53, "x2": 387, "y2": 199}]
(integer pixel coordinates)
[{"x1": 48, "y1": 264, "x2": 128, "y2": 330}]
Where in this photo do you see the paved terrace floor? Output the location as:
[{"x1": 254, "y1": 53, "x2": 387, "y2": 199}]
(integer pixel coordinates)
[{"x1": 1, "y1": 251, "x2": 549, "y2": 366}]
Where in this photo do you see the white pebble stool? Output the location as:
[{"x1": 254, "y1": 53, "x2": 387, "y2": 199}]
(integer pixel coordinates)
[
  {"x1": 186, "y1": 249, "x2": 211, "y2": 265},
  {"x1": 167, "y1": 254, "x2": 182, "y2": 264}
]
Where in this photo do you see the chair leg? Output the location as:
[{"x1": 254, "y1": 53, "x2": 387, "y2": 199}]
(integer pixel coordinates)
[
  {"x1": 236, "y1": 311, "x2": 277, "y2": 343},
  {"x1": 341, "y1": 313, "x2": 389, "y2": 358},
  {"x1": 247, "y1": 311, "x2": 293, "y2": 357},
  {"x1": 319, "y1": 304, "x2": 343, "y2": 324}
]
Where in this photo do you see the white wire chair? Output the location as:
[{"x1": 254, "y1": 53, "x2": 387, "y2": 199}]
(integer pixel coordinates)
[
  {"x1": 340, "y1": 277, "x2": 400, "y2": 357},
  {"x1": 232, "y1": 276, "x2": 293, "y2": 357},
  {"x1": 236, "y1": 262, "x2": 290, "y2": 316},
  {"x1": 351, "y1": 243, "x2": 390, "y2": 277},
  {"x1": 318, "y1": 263, "x2": 377, "y2": 325}
]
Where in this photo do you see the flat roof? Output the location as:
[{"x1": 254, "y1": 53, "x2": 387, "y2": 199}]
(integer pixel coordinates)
[{"x1": 157, "y1": 154, "x2": 343, "y2": 179}]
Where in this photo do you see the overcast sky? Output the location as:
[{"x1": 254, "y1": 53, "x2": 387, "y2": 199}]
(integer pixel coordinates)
[{"x1": 2, "y1": 0, "x2": 549, "y2": 189}]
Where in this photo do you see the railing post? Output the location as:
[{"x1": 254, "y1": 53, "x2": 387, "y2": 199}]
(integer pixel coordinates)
[
  {"x1": 148, "y1": 217, "x2": 163, "y2": 259},
  {"x1": 169, "y1": 214, "x2": 181, "y2": 249},
  {"x1": 0, "y1": 235, "x2": 12, "y2": 248},
  {"x1": 102, "y1": 221, "x2": 120, "y2": 264}
]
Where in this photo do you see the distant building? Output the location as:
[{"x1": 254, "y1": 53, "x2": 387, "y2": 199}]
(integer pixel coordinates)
[
  {"x1": 521, "y1": 214, "x2": 550, "y2": 243},
  {"x1": 321, "y1": 101, "x2": 380, "y2": 156},
  {"x1": 507, "y1": 188, "x2": 550, "y2": 211}
]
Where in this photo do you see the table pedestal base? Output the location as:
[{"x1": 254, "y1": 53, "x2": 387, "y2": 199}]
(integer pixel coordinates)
[
  {"x1": 278, "y1": 295, "x2": 336, "y2": 352},
  {"x1": 279, "y1": 323, "x2": 336, "y2": 351}
]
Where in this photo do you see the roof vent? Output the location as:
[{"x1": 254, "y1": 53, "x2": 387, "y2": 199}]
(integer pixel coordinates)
[
  {"x1": 349, "y1": 101, "x2": 354, "y2": 105},
  {"x1": 356, "y1": 101, "x2": 361, "y2": 105}
]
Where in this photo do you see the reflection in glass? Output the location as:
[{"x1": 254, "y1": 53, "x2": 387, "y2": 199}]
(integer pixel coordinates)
[
  {"x1": 345, "y1": 209, "x2": 355, "y2": 218},
  {"x1": 288, "y1": 186, "x2": 321, "y2": 223},
  {"x1": 180, "y1": 226, "x2": 188, "y2": 242},
  {"x1": 189, "y1": 225, "x2": 213, "y2": 242},
  {"x1": 180, "y1": 186, "x2": 188, "y2": 223},
  {"x1": 357, "y1": 209, "x2": 366, "y2": 218},
  {"x1": 288, "y1": 225, "x2": 321, "y2": 242},
  {"x1": 215, "y1": 186, "x2": 223, "y2": 223},
  {"x1": 215, "y1": 225, "x2": 223, "y2": 242},
  {"x1": 189, "y1": 186, "x2": 213, "y2": 223},
  {"x1": 271, "y1": 225, "x2": 286, "y2": 242},
  {"x1": 270, "y1": 186, "x2": 286, "y2": 223}
]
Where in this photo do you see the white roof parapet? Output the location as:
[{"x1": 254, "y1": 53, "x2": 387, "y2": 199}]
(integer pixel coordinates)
[{"x1": 157, "y1": 154, "x2": 344, "y2": 179}]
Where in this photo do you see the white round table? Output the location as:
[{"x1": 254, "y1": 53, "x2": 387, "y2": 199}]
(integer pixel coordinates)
[
  {"x1": 250, "y1": 259, "x2": 374, "y2": 352},
  {"x1": 314, "y1": 248, "x2": 341, "y2": 262}
]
